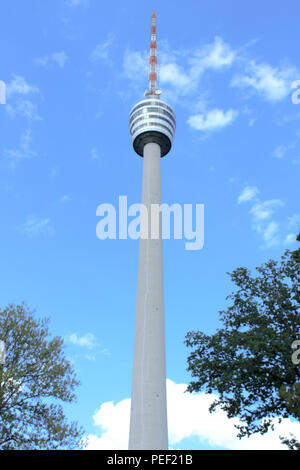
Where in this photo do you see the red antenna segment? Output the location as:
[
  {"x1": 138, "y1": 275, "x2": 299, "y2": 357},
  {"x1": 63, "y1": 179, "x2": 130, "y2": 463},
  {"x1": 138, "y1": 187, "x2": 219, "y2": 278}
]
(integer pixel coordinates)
[{"x1": 145, "y1": 12, "x2": 161, "y2": 97}]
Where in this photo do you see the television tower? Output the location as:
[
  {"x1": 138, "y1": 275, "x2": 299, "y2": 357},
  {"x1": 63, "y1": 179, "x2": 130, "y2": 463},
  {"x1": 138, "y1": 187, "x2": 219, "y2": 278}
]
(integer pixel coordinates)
[{"x1": 128, "y1": 12, "x2": 176, "y2": 450}]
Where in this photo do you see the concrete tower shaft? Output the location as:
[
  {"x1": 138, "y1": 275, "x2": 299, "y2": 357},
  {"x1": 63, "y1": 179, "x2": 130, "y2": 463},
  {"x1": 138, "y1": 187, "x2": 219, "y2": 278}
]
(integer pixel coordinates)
[
  {"x1": 128, "y1": 13, "x2": 176, "y2": 450},
  {"x1": 128, "y1": 142, "x2": 168, "y2": 450}
]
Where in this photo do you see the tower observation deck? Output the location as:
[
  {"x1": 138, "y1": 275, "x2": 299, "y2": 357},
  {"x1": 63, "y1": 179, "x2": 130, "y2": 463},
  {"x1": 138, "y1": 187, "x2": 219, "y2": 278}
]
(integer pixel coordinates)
[
  {"x1": 128, "y1": 13, "x2": 176, "y2": 450},
  {"x1": 129, "y1": 98, "x2": 176, "y2": 157}
]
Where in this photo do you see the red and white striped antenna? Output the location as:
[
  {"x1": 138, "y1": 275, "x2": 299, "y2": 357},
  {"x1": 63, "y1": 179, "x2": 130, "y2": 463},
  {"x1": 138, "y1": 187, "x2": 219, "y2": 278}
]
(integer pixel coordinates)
[{"x1": 145, "y1": 12, "x2": 161, "y2": 97}]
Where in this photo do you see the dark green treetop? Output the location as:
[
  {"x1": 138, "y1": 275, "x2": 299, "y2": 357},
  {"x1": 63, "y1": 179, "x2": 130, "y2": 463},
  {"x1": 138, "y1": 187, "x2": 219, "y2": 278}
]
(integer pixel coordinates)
[
  {"x1": 185, "y1": 234, "x2": 300, "y2": 449},
  {"x1": 0, "y1": 303, "x2": 85, "y2": 450}
]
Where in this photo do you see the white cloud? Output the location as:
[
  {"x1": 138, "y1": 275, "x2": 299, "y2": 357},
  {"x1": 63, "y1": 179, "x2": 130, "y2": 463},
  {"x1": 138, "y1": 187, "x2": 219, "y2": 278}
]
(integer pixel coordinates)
[
  {"x1": 231, "y1": 60, "x2": 298, "y2": 102},
  {"x1": 6, "y1": 99, "x2": 41, "y2": 121},
  {"x1": 86, "y1": 398, "x2": 131, "y2": 450},
  {"x1": 261, "y1": 221, "x2": 280, "y2": 248},
  {"x1": 250, "y1": 199, "x2": 283, "y2": 248},
  {"x1": 188, "y1": 108, "x2": 238, "y2": 132},
  {"x1": 67, "y1": 333, "x2": 110, "y2": 361},
  {"x1": 123, "y1": 36, "x2": 237, "y2": 100},
  {"x1": 122, "y1": 36, "x2": 299, "y2": 112},
  {"x1": 238, "y1": 185, "x2": 260, "y2": 204},
  {"x1": 190, "y1": 36, "x2": 236, "y2": 74},
  {"x1": 68, "y1": 332, "x2": 97, "y2": 350},
  {"x1": 292, "y1": 156, "x2": 300, "y2": 165},
  {"x1": 161, "y1": 36, "x2": 236, "y2": 95},
  {"x1": 52, "y1": 51, "x2": 68, "y2": 68},
  {"x1": 6, "y1": 76, "x2": 41, "y2": 121},
  {"x1": 273, "y1": 145, "x2": 287, "y2": 160},
  {"x1": 250, "y1": 199, "x2": 284, "y2": 221},
  {"x1": 60, "y1": 195, "x2": 71, "y2": 204},
  {"x1": 90, "y1": 34, "x2": 115, "y2": 63},
  {"x1": 85, "y1": 379, "x2": 300, "y2": 450},
  {"x1": 272, "y1": 143, "x2": 294, "y2": 160},
  {"x1": 287, "y1": 214, "x2": 300, "y2": 230},
  {"x1": 284, "y1": 233, "x2": 297, "y2": 245},
  {"x1": 18, "y1": 216, "x2": 54, "y2": 238},
  {"x1": 66, "y1": 0, "x2": 88, "y2": 6},
  {"x1": 123, "y1": 49, "x2": 148, "y2": 84},
  {"x1": 35, "y1": 56, "x2": 48, "y2": 67},
  {"x1": 84, "y1": 350, "x2": 110, "y2": 361},
  {"x1": 35, "y1": 51, "x2": 68, "y2": 68},
  {"x1": 91, "y1": 147, "x2": 100, "y2": 160},
  {"x1": 237, "y1": 186, "x2": 287, "y2": 248},
  {"x1": 160, "y1": 63, "x2": 191, "y2": 89},
  {"x1": 3, "y1": 129, "x2": 37, "y2": 166},
  {"x1": 6, "y1": 75, "x2": 40, "y2": 98}
]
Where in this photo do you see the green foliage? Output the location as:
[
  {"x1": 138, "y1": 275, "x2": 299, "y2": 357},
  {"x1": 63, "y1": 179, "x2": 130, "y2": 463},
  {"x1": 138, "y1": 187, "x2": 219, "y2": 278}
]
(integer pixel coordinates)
[
  {"x1": 0, "y1": 303, "x2": 85, "y2": 450},
  {"x1": 185, "y1": 235, "x2": 300, "y2": 449}
]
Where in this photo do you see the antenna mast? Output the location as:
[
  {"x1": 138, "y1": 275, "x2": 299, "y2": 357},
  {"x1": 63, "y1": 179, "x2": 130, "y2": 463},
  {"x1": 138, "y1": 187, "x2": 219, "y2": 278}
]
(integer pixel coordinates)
[{"x1": 145, "y1": 12, "x2": 161, "y2": 97}]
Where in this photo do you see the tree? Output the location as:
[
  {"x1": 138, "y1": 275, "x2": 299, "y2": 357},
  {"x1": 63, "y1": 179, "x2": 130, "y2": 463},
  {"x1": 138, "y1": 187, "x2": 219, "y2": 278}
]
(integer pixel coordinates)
[
  {"x1": 185, "y1": 234, "x2": 300, "y2": 449},
  {"x1": 0, "y1": 303, "x2": 85, "y2": 449}
]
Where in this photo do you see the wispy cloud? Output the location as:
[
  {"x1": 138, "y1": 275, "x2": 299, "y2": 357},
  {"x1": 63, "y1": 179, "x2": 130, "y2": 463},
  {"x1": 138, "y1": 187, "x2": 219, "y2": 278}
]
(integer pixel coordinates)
[
  {"x1": 90, "y1": 34, "x2": 115, "y2": 63},
  {"x1": 250, "y1": 199, "x2": 284, "y2": 221},
  {"x1": 122, "y1": 49, "x2": 148, "y2": 96},
  {"x1": 292, "y1": 155, "x2": 300, "y2": 165},
  {"x1": 231, "y1": 60, "x2": 298, "y2": 102},
  {"x1": 65, "y1": 0, "x2": 88, "y2": 6},
  {"x1": 284, "y1": 214, "x2": 300, "y2": 245},
  {"x1": 3, "y1": 129, "x2": 37, "y2": 167},
  {"x1": 67, "y1": 332, "x2": 110, "y2": 360},
  {"x1": 60, "y1": 195, "x2": 71, "y2": 204},
  {"x1": 250, "y1": 199, "x2": 295, "y2": 249},
  {"x1": 6, "y1": 75, "x2": 40, "y2": 98},
  {"x1": 18, "y1": 216, "x2": 54, "y2": 238},
  {"x1": 272, "y1": 143, "x2": 295, "y2": 160},
  {"x1": 238, "y1": 185, "x2": 260, "y2": 204},
  {"x1": 284, "y1": 233, "x2": 297, "y2": 245},
  {"x1": 6, "y1": 99, "x2": 41, "y2": 121},
  {"x1": 260, "y1": 221, "x2": 280, "y2": 248},
  {"x1": 5, "y1": 75, "x2": 41, "y2": 121},
  {"x1": 35, "y1": 51, "x2": 68, "y2": 68},
  {"x1": 237, "y1": 186, "x2": 287, "y2": 248},
  {"x1": 68, "y1": 332, "x2": 98, "y2": 350},
  {"x1": 91, "y1": 147, "x2": 100, "y2": 160},
  {"x1": 123, "y1": 35, "x2": 299, "y2": 115},
  {"x1": 160, "y1": 63, "x2": 190, "y2": 90},
  {"x1": 189, "y1": 36, "x2": 236, "y2": 74},
  {"x1": 123, "y1": 36, "x2": 237, "y2": 101},
  {"x1": 160, "y1": 36, "x2": 237, "y2": 95},
  {"x1": 188, "y1": 108, "x2": 238, "y2": 132},
  {"x1": 287, "y1": 213, "x2": 300, "y2": 230}
]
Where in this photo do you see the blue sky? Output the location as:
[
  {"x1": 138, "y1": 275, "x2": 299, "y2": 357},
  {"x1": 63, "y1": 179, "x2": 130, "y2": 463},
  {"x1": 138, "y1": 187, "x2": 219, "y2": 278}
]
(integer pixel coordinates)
[{"x1": 0, "y1": 0, "x2": 300, "y2": 449}]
